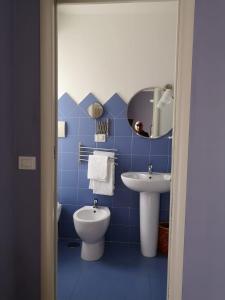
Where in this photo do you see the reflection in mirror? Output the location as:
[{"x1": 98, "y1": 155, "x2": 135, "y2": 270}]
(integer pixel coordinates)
[
  {"x1": 127, "y1": 86, "x2": 173, "y2": 139},
  {"x1": 87, "y1": 102, "x2": 104, "y2": 119}
]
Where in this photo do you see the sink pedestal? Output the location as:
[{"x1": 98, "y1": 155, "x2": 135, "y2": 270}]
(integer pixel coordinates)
[
  {"x1": 121, "y1": 172, "x2": 170, "y2": 257},
  {"x1": 140, "y1": 192, "x2": 160, "y2": 257}
]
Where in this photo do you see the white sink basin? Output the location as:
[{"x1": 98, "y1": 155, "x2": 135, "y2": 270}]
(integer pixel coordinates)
[
  {"x1": 121, "y1": 171, "x2": 171, "y2": 258},
  {"x1": 121, "y1": 172, "x2": 171, "y2": 193}
]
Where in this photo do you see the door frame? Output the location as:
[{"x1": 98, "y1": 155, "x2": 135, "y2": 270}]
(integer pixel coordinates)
[{"x1": 40, "y1": 1, "x2": 195, "y2": 299}]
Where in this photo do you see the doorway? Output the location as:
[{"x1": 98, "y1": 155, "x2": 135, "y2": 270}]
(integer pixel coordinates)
[
  {"x1": 57, "y1": 2, "x2": 177, "y2": 298},
  {"x1": 40, "y1": 0, "x2": 195, "y2": 299}
]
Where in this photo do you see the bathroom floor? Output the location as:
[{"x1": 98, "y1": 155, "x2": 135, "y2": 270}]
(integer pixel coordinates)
[{"x1": 58, "y1": 240, "x2": 167, "y2": 300}]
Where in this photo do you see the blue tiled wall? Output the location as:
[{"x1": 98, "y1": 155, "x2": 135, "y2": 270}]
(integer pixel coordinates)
[{"x1": 58, "y1": 93, "x2": 171, "y2": 244}]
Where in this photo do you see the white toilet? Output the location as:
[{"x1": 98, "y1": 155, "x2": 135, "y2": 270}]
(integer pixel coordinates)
[
  {"x1": 73, "y1": 205, "x2": 111, "y2": 261},
  {"x1": 57, "y1": 202, "x2": 62, "y2": 222}
]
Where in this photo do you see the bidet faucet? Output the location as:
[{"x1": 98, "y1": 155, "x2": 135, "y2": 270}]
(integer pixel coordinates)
[
  {"x1": 93, "y1": 198, "x2": 98, "y2": 209},
  {"x1": 148, "y1": 164, "x2": 153, "y2": 176}
]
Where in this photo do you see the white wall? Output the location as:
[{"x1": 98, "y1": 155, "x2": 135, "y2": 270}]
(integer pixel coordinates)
[{"x1": 58, "y1": 2, "x2": 178, "y2": 103}]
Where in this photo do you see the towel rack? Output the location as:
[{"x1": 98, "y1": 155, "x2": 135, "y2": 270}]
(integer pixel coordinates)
[{"x1": 79, "y1": 143, "x2": 118, "y2": 165}]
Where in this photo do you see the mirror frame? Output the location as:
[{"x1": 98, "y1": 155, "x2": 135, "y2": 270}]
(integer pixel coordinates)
[{"x1": 127, "y1": 86, "x2": 173, "y2": 140}]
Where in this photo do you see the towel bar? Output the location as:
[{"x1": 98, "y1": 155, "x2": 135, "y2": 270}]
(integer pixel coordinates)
[{"x1": 79, "y1": 143, "x2": 118, "y2": 165}]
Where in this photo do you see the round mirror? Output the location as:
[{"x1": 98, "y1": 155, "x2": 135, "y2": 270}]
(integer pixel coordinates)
[
  {"x1": 87, "y1": 102, "x2": 104, "y2": 119},
  {"x1": 127, "y1": 86, "x2": 173, "y2": 139}
]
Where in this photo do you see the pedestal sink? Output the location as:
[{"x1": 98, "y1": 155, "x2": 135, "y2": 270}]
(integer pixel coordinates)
[{"x1": 121, "y1": 172, "x2": 171, "y2": 257}]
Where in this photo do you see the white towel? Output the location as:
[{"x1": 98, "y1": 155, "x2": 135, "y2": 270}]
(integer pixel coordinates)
[
  {"x1": 89, "y1": 151, "x2": 115, "y2": 196},
  {"x1": 87, "y1": 154, "x2": 108, "y2": 181},
  {"x1": 94, "y1": 150, "x2": 115, "y2": 159}
]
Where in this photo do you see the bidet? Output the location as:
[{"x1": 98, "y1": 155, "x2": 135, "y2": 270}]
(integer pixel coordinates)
[{"x1": 73, "y1": 206, "x2": 110, "y2": 261}]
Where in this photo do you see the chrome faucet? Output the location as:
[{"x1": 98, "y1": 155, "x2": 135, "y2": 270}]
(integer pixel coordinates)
[
  {"x1": 93, "y1": 198, "x2": 98, "y2": 209},
  {"x1": 148, "y1": 164, "x2": 153, "y2": 176}
]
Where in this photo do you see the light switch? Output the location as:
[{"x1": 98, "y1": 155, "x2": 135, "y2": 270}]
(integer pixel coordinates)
[
  {"x1": 18, "y1": 156, "x2": 36, "y2": 170},
  {"x1": 58, "y1": 121, "x2": 66, "y2": 138},
  {"x1": 95, "y1": 134, "x2": 106, "y2": 142}
]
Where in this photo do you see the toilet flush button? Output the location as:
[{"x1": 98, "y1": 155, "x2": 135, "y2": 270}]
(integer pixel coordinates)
[{"x1": 18, "y1": 156, "x2": 36, "y2": 170}]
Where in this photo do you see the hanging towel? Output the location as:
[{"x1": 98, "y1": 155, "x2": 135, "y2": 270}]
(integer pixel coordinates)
[
  {"x1": 87, "y1": 154, "x2": 108, "y2": 181},
  {"x1": 89, "y1": 151, "x2": 115, "y2": 196}
]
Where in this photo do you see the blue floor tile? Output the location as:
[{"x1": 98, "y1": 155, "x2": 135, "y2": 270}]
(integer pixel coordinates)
[{"x1": 58, "y1": 240, "x2": 167, "y2": 300}]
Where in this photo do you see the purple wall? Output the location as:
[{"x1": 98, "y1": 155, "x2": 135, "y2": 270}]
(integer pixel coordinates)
[
  {"x1": 183, "y1": 0, "x2": 225, "y2": 299},
  {"x1": 0, "y1": 1, "x2": 15, "y2": 299},
  {"x1": 13, "y1": 0, "x2": 41, "y2": 299},
  {"x1": 0, "y1": 0, "x2": 40, "y2": 299}
]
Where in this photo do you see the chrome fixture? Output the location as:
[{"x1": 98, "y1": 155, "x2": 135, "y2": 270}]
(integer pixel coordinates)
[
  {"x1": 93, "y1": 199, "x2": 98, "y2": 209},
  {"x1": 157, "y1": 85, "x2": 174, "y2": 109},
  {"x1": 148, "y1": 164, "x2": 153, "y2": 177},
  {"x1": 96, "y1": 119, "x2": 109, "y2": 136},
  {"x1": 78, "y1": 143, "x2": 118, "y2": 165}
]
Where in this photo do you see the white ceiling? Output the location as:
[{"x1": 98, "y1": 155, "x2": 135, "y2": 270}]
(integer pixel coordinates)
[{"x1": 58, "y1": 1, "x2": 178, "y2": 15}]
